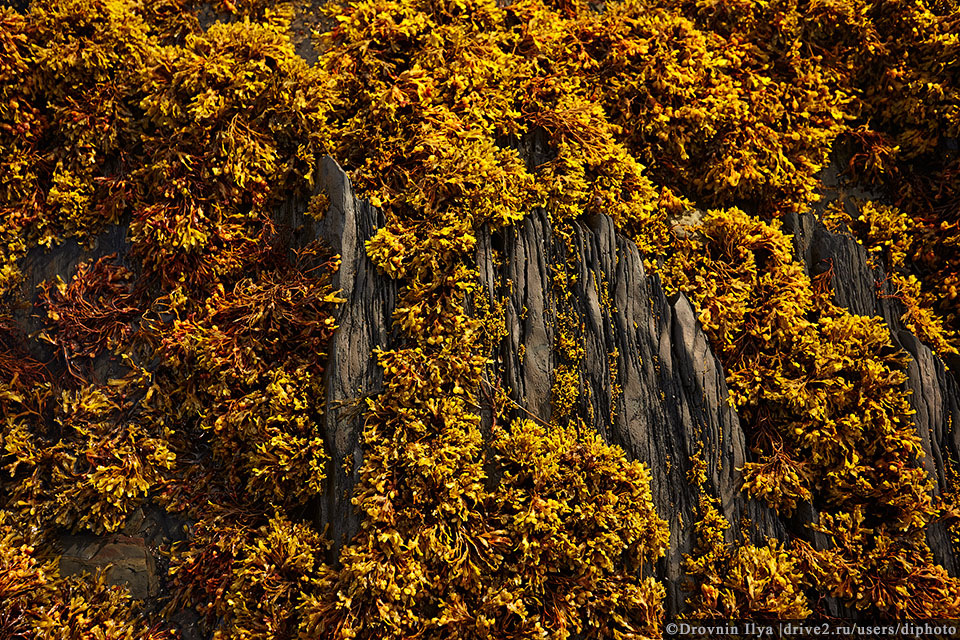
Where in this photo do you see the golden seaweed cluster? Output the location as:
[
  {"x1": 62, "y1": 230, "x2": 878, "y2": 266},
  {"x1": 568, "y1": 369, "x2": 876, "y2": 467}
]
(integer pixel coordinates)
[
  {"x1": 0, "y1": 0, "x2": 959, "y2": 636},
  {"x1": 672, "y1": 0, "x2": 960, "y2": 352},
  {"x1": 667, "y1": 209, "x2": 960, "y2": 617}
]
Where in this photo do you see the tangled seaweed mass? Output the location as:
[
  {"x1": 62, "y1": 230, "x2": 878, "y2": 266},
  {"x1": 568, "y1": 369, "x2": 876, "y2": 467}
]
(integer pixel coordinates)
[{"x1": 0, "y1": 0, "x2": 959, "y2": 637}]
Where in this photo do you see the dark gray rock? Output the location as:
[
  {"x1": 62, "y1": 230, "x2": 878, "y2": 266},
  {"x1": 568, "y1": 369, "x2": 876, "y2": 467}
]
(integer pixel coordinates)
[
  {"x1": 477, "y1": 210, "x2": 558, "y2": 424},
  {"x1": 898, "y1": 330, "x2": 960, "y2": 574},
  {"x1": 476, "y1": 209, "x2": 789, "y2": 615},
  {"x1": 898, "y1": 331, "x2": 960, "y2": 501},
  {"x1": 784, "y1": 211, "x2": 886, "y2": 321},
  {"x1": 57, "y1": 505, "x2": 189, "y2": 603},
  {"x1": 310, "y1": 157, "x2": 396, "y2": 556},
  {"x1": 783, "y1": 211, "x2": 960, "y2": 575}
]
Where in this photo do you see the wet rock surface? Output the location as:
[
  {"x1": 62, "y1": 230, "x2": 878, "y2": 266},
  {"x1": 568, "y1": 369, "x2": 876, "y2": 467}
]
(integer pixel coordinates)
[{"x1": 59, "y1": 535, "x2": 159, "y2": 599}]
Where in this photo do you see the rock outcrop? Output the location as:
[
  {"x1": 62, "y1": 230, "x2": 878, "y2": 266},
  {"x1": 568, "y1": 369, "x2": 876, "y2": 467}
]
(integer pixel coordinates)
[
  {"x1": 475, "y1": 209, "x2": 789, "y2": 612},
  {"x1": 310, "y1": 158, "x2": 397, "y2": 554},
  {"x1": 308, "y1": 159, "x2": 959, "y2": 615},
  {"x1": 10, "y1": 157, "x2": 959, "y2": 619},
  {"x1": 785, "y1": 211, "x2": 960, "y2": 576}
]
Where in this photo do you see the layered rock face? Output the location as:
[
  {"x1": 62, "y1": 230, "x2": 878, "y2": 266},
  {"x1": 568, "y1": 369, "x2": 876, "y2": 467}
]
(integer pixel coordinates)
[
  {"x1": 308, "y1": 157, "x2": 960, "y2": 616},
  {"x1": 12, "y1": 156, "x2": 959, "y2": 620},
  {"x1": 277, "y1": 159, "x2": 960, "y2": 615},
  {"x1": 472, "y1": 209, "x2": 791, "y2": 613},
  {"x1": 784, "y1": 211, "x2": 960, "y2": 577}
]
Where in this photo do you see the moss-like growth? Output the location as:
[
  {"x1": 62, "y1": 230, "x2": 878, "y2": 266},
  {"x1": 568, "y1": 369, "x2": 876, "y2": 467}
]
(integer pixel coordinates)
[
  {"x1": 0, "y1": 0, "x2": 155, "y2": 298},
  {"x1": 684, "y1": 495, "x2": 811, "y2": 619},
  {"x1": 158, "y1": 248, "x2": 342, "y2": 511},
  {"x1": 37, "y1": 256, "x2": 140, "y2": 361},
  {"x1": 661, "y1": 0, "x2": 960, "y2": 351}
]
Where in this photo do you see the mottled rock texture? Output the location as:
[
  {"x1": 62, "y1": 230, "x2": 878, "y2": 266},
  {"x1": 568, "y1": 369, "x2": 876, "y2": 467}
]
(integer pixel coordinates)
[{"x1": 60, "y1": 535, "x2": 159, "y2": 599}]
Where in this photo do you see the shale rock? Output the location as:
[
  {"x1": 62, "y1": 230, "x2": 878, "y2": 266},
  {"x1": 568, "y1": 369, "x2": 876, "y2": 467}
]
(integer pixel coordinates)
[
  {"x1": 309, "y1": 157, "x2": 397, "y2": 554},
  {"x1": 784, "y1": 211, "x2": 960, "y2": 575},
  {"x1": 475, "y1": 208, "x2": 788, "y2": 613}
]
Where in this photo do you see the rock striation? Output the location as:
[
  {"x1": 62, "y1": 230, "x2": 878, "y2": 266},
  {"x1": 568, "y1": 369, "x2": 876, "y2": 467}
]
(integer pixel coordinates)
[
  {"x1": 11, "y1": 156, "x2": 959, "y2": 619},
  {"x1": 474, "y1": 209, "x2": 789, "y2": 612},
  {"x1": 785, "y1": 211, "x2": 960, "y2": 577}
]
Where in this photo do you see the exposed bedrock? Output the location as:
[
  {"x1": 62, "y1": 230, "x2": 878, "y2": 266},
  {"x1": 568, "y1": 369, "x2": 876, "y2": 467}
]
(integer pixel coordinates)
[
  {"x1": 475, "y1": 209, "x2": 789, "y2": 614},
  {"x1": 785, "y1": 211, "x2": 960, "y2": 576},
  {"x1": 10, "y1": 157, "x2": 959, "y2": 619},
  {"x1": 311, "y1": 160, "x2": 792, "y2": 614},
  {"x1": 319, "y1": 162, "x2": 960, "y2": 614},
  {"x1": 306, "y1": 157, "x2": 397, "y2": 554}
]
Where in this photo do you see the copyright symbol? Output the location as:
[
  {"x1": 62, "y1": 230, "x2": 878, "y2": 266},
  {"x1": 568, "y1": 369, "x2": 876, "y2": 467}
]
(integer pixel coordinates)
[{"x1": 666, "y1": 623, "x2": 678, "y2": 635}]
